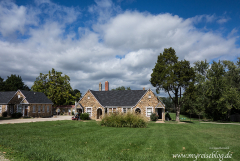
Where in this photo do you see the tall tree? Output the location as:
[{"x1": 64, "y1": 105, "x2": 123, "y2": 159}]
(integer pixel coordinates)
[
  {"x1": 0, "y1": 77, "x2": 5, "y2": 91},
  {"x1": 150, "y1": 47, "x2": 195, "y2": 122},
  {"x1": 111, "y1": 86, "x2": 131, "y2": 90},
  {"x1": 4, "y1": 74, "x2": 30, "y2": 91},
  {"x1": 31, "y1": 68, "x2": 80, "y2": 106}
]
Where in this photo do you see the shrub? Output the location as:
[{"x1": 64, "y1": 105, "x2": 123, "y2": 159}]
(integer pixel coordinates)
[
  {"x1": 101, "y1": 112, "x2": 148, "y2": 128},
  {"x1": 72, "y1": 111, "x2": 74, "y2": 115},
  {"x1": 11, "y1": 112, "x2": 23, "y2": 118},
  {"x1": 2, "y1": 111, "x2": 8, "y2": 117},
  {"x1": 165, "y1": 113, "x2": 171, "y2": 121},
  {"x1": 150, "y1": 113, "x2": 158, "y2": 121},
  {"x1": 80, "y1": 113, "x2": 89, "y2": 120}
]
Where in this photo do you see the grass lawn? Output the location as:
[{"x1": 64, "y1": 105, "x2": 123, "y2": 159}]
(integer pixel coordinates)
[{"x1": 0, "y1": 120, "x2": 239, "y2": 161}]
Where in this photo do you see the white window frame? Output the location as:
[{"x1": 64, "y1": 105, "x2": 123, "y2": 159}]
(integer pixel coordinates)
[
  {"x1": 146, "y1": 107, "x2": 153, "y2": 117},
  {"x1": 42, "y1": 105, "x2": 45, "y2": 113},
  {"x1": 18, "y1": 104, "x2": 23, "y2": 113},
  {"x1": 18, "y1": 95, "x2": 20, "y2": 99},
  {"x1": 47, "y1": 105, "x2": 49, "y2": 113},
  {"x1": 86, "y1": 107, "x2": 92, "y2": 116},
  {"x1": 33, "y1": 105, "x2": 36, "y2": 113},
  {"x1": 0, "y1": 105, "x2": 2, "y2": 113},
  {"x1": 38, "y1": 105, "x2": 41, "y2": 113},
  {"x1": 122, "y1": 108, "x2": 131, "y2": 113},
  {"x1": 5, "y1": 105, "x2": 8, "y2": 111}
]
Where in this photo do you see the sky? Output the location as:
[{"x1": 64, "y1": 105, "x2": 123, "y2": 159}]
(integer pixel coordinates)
[{"x1": 0, "y1": 0, "x2": 240, "y2": 97}]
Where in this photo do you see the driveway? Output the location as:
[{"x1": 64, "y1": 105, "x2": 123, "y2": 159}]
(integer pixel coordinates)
[{"x1": 0, "y1": 116, "x2": 73, "y2": 124}]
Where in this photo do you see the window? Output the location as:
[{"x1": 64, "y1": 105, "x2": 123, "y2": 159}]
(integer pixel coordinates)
[
  {"x1": 113, "y1": 108, "x2": 116, "y2": 113},
  {"x1": 18, "y1": 95, "x2": 20, "y2": 99},
  {"x1": 47, "y1": 105, "x2": 49, "y2": 113},
  {"x1": 147, "y1": 108, "x2": 152, "y2": 117},
  {"x1": 38, "y1": 105, "x2": 41, "y2": 113},
  {"x1": 0, "y1": 105, "x2": 2, "y2": 113},
  {"x1": 86, "y1": 108, "x2": 92, "y2": 116},
  {"x1": 148, "y1": 94, "x2": 151, "y2": 98},
  {"x1": 5, "y1": 105, "x2": 8, "y2": 111},
  {"x1": 88, "y1": 96, "x2": 90, "y2": 99},
  {"x1": 33, "y1": 106, "x2": 36, "y2": 113},
  {"x1": 123, "y1": 108, "x2": 130, "y2": 113},
  {"x1": 18, "y1": 105, "x2": 22, "y2": 113},
  {"x1": 42, "y1": 105, "x2": 45, "y2": 112}
]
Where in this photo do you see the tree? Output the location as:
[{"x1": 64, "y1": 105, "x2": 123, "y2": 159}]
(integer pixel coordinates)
[
  {"x1": 31, "y1": 68, "x2": 81, "y2": 106},
  {"x1": 182, "y1": 60, "x2": 209, "y2": 120},
  {"x1": 111, "y1": 86, "x2": 131, "y2": 91},
  {"x1": 150, "y1": 47, "x2": 195, "y2": 122},
  {"x1": 4, "y1": 74, "x2": 30, "y2": 91},
  {"x1": 0, "y1": 77, "x2": 5, "y2": 91},
  {"x1": 70, "y1": 89, "x2": 82, "y2": 102}
]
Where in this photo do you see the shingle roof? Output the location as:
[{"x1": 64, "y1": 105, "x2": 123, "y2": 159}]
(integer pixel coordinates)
[
  {"x1": 20, "y1": 90, "x2": 53, "y2": 104},
  {"x1": 90, "y1": 90, "x2": 147, "y2": 107},
  {"x1": 0, "y1": 91, "x2": 16, "y2": 104}
]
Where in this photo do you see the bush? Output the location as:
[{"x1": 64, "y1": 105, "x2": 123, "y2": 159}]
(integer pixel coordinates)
[
  {"x1": 165, "y1": 113, "x2": 171, "y2": 121},
  {"x1": 2, "y1": 111, "x2": 8, "y2": 117},
  {"x1": 150, "y1": 113, "x2": 158, "y2": 121},
  {"x1": 72, "y1": 111, "x2": 74, "y2": 115},
  {"x1": 101, "y1": 112, "x2": 148, "y2": 128},
  {"x1": 11, "y1": 112, "x2": 23, "y2": 118},
  {"x1": 80, "y1": 113, "x2": 89, "y2": 120}
]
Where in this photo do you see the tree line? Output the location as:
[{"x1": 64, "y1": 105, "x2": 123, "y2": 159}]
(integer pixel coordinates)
[
  {"x1": 0, "y1": 69, "x2": 81, "y2": 106},
  {"x1": 151, "y1": 47, "x2": 240, "y2": 121}
]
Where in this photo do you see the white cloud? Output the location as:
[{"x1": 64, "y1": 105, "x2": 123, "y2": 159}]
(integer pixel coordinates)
[{"x1": 0, "y1": 0, "x2": 239, "y2": 97}]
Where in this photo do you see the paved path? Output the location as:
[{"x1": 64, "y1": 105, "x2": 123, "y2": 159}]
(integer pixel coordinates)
[
  {"x1": 0, "y1": 116, "x2": 73, "y2": 124},
  {"x1": 200, "y1": 122, "x2": 240, "y2": 125}
]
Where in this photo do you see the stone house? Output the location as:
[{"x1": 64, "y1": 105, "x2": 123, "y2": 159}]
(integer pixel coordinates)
[
  {"x1": 76, "y1": 81, "x2": 165, "y2": 120},
  {"x1": 0, "y1": 90, "x2": 53, "y2": 117}
]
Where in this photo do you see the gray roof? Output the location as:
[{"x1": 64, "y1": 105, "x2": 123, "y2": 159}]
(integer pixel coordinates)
[
  {"x1": 0, "y1": 91, "x2": 16, "y2": 104},
  {"x1": 90, "y1": 90, "x2": 147, "y2": 107},
  {"x1": 20, "y1": 90, "x2": 53, "y2": 104}
]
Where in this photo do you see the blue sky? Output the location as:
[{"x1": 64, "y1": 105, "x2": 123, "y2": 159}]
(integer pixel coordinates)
[{"x1": 0, "y1": 0, "x2": 240, "y2": 96}]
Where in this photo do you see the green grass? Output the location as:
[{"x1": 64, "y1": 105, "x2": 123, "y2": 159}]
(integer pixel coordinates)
[
  {"x1": 168, "y1": 112, "x2": 202, "y2": 121},
  {"x1": 0, "y1": 121, "x2": 239, "y2": 161}
]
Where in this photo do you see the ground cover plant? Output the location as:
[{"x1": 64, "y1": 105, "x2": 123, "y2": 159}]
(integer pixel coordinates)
[
  {"x1": 101, "y1": 112, "x2": 147, "y2": 128},
  {"x1": 0, "y1": 121, "x2": 239, "y2": 161}
]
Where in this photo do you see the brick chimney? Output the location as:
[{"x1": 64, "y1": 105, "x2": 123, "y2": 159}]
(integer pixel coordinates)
[
  {"x1": 143, "y1": 87, "x2": 145, "y2": 90},
  {"x1": 105, "y1": 81, "x2": 109, "y2": 91},
  {"x1": 99, "y1": 82, "x2": 102, "y2": 91}
]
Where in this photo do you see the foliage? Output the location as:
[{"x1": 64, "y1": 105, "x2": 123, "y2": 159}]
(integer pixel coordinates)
[
  {"x1": 150, "y1": 47, "x2": 195, "y2": 121},
  {"x1": 72, "y1": 111, "x2": 74, "y2": 115},
  {"x1": 101, "y1": 112, "x2": 147, "y2": 128},
  {"x1": 2, "y1": 111, "x2": 8, "y2": 117},
  {"x1": 0, "y1": 74, "x2": 30, "y2": 91},
  {"x1": 11, "y1": 112, "x2": 22, "y2": 118},
  {"x1": 150, "y1": 113, "x2": 158, "y2": 121},
  {"x1": 165, "y1": 113, "x2": 172, "y2": 120},
  {"x1": 160, "y1": 97, "x2": 174, "y2": 112},
  {"x1": 111, "y1": 86, "x2": 131, "y2": 90},
  {"x1": 80, "y1": 113, "x2": 89, "y2": 120},
  {"x1": 182, "y1": 59, "x2": 240, "y2": 121},
  {"x1": 0, "y1": 76, "x2": 5, "y2": 91},
  {"x1": 31, "y1": 68, "x2": 81, "y2": 106}
]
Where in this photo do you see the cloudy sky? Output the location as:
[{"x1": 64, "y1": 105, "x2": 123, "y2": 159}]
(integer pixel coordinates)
[{"x1": 0, "y1": 0, "x2": 240, "y2": 96}]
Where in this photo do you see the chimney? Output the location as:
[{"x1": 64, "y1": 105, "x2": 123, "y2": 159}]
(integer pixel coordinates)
[
  {"x1": 99, "y1": 82, "x2": 102, "y2": 91},
  {"x1": 105, "y1": 81, "x2": 109, "y2": 91},
  {"x1": 143, "y1": 87, "x2": 145, "y2": 90}
]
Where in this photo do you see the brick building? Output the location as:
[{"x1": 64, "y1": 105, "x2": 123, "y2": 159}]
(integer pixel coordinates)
[
  {"x1": 76, "y1": 81, "x2": 165, "y2": 120},
  {"x1": 0, "y1": 90, "x2": 53, "y2": 117}
]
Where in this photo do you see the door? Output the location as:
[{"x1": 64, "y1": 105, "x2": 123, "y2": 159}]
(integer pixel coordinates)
[
  {"x1": 158, "y1": 108, "x2": 162, "y2": 119},
  {"x1": 97, "y1": 108, "x2": 102, "y2": 119},
  {"x1": 24, "y1": 106, "x2": 28, "y2": 116}
]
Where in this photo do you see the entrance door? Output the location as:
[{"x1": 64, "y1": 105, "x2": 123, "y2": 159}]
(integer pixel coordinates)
[
  {"x1": 97, "y1": 108, "x2": 102, "y2": 119},
  {"x1": 24, "y1": 106, "x2": 28, "y2": 116},
  {"x1": 158, "y1": 108, "x2": 162, "y2": 119}
]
